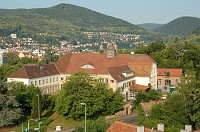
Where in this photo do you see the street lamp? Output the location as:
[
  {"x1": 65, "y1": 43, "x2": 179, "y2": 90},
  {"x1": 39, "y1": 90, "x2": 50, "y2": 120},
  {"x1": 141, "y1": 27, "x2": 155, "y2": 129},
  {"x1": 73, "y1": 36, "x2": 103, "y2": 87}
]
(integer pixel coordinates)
[
  {"x1": 81, "y1": 103, "x2": 86, "y2": 132},
  {"x1": 36, "y1": 94, "x2": 40, "y2": 131},
  {"x1": 28, "y1": 119, "x2": 37, "y2": 131}
]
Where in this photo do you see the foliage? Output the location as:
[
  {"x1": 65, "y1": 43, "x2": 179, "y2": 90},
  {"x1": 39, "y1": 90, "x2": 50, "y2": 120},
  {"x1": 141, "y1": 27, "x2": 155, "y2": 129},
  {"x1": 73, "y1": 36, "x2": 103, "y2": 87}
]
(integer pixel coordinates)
[
  {"x1": 135, "y1": 37, "x2": 200, "y2": 76},
  {"x1": 149, "y1": 104, "x2": 164, "y2": 120},
  {"x1": 148, "y1": 94, "x2": 189, "y2": 131},
  {"x1": 0, "y1": 52, "x2": 38, "y2": 81},
  {"x1": 6, "y1": 82, "x2": 41, "y2": 114},
  {"x1": 135, "y1": 40, "x2": 166, "y2": 55},
  {"x1": 42, "y1": 94, "x2": 56, "y2": 111},
  {"x1": 147, "y1": 75, "x2": 200, "y2": 131},
  {"x1": 143, "y1": 89, "x2": 162, "y2": 102},
  {"x1": 132, "y1": 89, "x2": 162, "y2": 108},
  {"x1": 76, "y1": 117, "x2": 108, "y2": 132},
  {"x1": 0, "y1": 93, "x2": 22, "y2": 127},
  {"x1": 40, "y1": 48, "x2": 60, "y2": 64},
  {"x1": 54, "y1": 72, "x2": 124, "y2": 120},
  {"x1": 177, "y1": 75, "x2": 200, "y2": 129},
  {"x1": 162, "y1": 94, "x2": 189, "y2": 128},
  {"x1": 7, "y1": 52, "x2": 38, "y2": 66},
  {"x1": 136, "y1": 104, "x2": 145, "y2": 125},
  {"x1": 0, "y1": 64, "x2": 19, "y2": 81},
  {"x1": 132, "y1": 91, "x2": 144, "y2": 109}
]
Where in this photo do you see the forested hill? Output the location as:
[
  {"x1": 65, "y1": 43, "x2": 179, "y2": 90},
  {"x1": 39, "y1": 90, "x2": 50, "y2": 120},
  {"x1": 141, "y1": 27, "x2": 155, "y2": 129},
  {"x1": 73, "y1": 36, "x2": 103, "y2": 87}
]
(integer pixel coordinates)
[
  {"x1": 0, "y1": 3, "x2": 145, "y2": 37},
  {"x1": 137, "y1": 23, "x2": 163, "y2": 31},
  {"x1": 192, "y1": 28, "x2": 200, "y2": 35},
  {"x1": 38, "y1": 4, "x2": 142, "y2": 30},
  {"x1": 154, "y1": 16, "x2": 200, "y2": 36}
]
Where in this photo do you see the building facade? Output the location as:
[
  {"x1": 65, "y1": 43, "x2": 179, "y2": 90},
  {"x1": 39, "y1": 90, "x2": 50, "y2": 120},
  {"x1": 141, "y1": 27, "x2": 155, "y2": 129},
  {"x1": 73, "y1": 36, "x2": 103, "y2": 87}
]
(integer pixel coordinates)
[{"x1": 157, "y1": 68, "x2": 182, "y2": 93}]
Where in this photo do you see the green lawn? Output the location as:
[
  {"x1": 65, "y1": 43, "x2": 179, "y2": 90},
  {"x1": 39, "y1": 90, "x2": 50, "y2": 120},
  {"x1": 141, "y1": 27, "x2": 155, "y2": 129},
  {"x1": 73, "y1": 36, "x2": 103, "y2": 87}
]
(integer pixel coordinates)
[
  {"x1": 0, "y1": 112, "x2": 80, "y2": 132},
  {"x1": 46, "y1": 113, "x2": 80, "y2": 131}
]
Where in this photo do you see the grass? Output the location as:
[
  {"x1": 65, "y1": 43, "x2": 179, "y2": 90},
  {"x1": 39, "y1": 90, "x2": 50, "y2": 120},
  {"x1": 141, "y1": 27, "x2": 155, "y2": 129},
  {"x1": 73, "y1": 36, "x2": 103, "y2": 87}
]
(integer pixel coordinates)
[
  {"x1": 0, "y1": 112, "x2": 80, "y2": 132},
  {"x1": 46, "y1": 113, "x2": 80, "y2": 131},
  {"x1": 0, "y1": 125, "x2": 21, "y2": 132}
]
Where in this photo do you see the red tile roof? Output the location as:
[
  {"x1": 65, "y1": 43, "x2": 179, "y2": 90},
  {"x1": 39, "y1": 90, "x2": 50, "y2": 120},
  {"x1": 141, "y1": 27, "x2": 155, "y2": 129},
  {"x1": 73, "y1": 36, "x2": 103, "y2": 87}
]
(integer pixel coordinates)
[
  {"x1": 128, "y1": 62, "x2": 152, "y2": 76},
  {"x1": 157, "y1": 68, "x2": 182, "y2": 77},
  {"x1": 193, "y1": 130, "x2": 200, "y2": 132},
  {"x1": 55, "y1": 53, "x2": 154, "y2": 76},
  {"x1": 8, "y1": 53, "x2": 155, "y2": 79},
  {"x1": 129, "y1": 84, "x2": 149, "y2": 91},
  {"x1": 106, "y1": 121, "x2": 159, "y2": 132},
  {"x1": 8, "y1": 64, "x2": 59, "y2": 79}
]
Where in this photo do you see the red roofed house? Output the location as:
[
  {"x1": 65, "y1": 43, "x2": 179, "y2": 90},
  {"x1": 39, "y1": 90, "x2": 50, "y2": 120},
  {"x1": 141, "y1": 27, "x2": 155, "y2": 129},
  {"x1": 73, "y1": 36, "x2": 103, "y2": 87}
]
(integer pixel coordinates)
[
  {"x1": 8, "y1": 64, "x2": 61, "y2": 94},
  {"x1": 157, "y1": 68, "x2": 182, "y2": 92},
  {"x1": 7, "y1": 45, "x2": 157, "y2": 115},
  {"x1": 107, "y1": 121, "x2": 160, "y2": 132}
]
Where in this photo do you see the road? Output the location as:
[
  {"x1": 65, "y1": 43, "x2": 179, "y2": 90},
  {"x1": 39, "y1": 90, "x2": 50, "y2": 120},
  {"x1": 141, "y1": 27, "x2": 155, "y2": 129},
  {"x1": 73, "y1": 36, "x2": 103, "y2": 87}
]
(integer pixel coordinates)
[{"x1": 106, "y1": 111, "x2": 137, "y2": 125}]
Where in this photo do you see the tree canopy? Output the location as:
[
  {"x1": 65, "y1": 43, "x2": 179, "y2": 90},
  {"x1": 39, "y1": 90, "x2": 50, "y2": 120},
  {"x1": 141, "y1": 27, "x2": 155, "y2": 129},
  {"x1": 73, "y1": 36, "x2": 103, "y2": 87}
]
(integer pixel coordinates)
[
  {"x1": 54, "y1": 72, "x2": 124, "y2": 120},
  {"x1": 0, "y1": 93, "x2": 22, "y2": 127},
  {"x1": 141, "y1": 74, "x2": 200, "y2": 131}
]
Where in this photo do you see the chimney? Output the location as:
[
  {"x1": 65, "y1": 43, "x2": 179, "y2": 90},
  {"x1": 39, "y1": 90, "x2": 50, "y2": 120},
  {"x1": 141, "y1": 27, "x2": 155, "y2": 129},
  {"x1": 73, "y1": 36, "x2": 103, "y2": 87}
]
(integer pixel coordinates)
[
  {"x1": 185, "y1": 125, "x2": 192, "y2": 132},
  {"x1": 157, "y1": 123, "x2": 164, "y2": 131},
  {"x1": 39, "y1": 65, "x2": 45, "y2": 71},
  {"x1": 137, "y1": 126, "x2": 144, "y2": 132}
]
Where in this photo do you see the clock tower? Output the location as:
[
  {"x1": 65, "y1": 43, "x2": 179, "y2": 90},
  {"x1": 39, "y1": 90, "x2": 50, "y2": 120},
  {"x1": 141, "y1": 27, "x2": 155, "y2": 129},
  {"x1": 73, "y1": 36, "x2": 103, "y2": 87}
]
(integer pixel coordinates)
[{"x1": 106, "y1": 43, "x2": 115, "y2": 59}]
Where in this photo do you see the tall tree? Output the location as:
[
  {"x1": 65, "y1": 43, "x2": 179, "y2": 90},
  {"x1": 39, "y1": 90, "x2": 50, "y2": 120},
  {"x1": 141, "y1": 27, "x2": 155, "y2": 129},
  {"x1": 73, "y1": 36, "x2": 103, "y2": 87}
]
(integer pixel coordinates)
[
  {"x1": 0, "y1": 93, "x2": 22, "y2": 127},
  {"x1": 76, "y1": 117, "x2": 109, "y2": 132},
  {"x1": 6, "y1": 82, "x2": 41, "y2": 114},
  {"x1": 54, "y1": 72, "x2": 124, "y2": 120}
]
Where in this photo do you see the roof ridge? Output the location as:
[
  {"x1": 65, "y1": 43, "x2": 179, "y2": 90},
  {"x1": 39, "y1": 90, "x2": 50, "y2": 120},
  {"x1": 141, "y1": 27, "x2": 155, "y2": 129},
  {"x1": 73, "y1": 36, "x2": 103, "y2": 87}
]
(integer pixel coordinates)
[
  {"x1": 65, "y1": 53, "x2": 72, "y2": 73},
  {"x1": 52, "y1": 62, "x2": 60, "y2": 74},
  {"x1": 23, "y1": 66, "x2": 29, "y2": 78}
]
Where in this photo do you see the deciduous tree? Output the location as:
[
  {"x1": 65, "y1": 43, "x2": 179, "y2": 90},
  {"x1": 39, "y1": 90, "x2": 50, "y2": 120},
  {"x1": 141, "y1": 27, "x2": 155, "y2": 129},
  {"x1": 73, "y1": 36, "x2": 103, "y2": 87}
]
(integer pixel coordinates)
[
  {"x1": 54, "y1": 72, "x2": 124, "y2": 119},
  {"x1": 0, "y1": 93, "x2": 22, "y2": 127}
]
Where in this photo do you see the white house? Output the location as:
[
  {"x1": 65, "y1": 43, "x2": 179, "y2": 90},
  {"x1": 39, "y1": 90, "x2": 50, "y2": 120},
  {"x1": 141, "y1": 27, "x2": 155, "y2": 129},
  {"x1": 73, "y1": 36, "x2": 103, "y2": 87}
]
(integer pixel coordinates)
[{"x1": 7, "y1": 64, "x2": 60, "y2": 94}]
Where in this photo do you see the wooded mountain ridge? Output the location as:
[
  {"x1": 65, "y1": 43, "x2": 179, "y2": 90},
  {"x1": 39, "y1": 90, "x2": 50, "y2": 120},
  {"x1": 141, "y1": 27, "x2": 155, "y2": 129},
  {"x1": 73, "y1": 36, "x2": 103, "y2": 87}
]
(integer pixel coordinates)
[
  {"x1": 153, "y1": 16, "x2": 200, "y2": 36},
  {"x1": 0, "y1": 3, "x2": 145, "y2": 37}
]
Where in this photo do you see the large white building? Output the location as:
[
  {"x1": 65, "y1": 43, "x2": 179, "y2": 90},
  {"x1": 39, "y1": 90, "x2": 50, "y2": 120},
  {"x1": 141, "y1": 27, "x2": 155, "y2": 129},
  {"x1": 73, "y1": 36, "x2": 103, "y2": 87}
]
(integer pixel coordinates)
[{"x1": 7, "y1": 46, "x2": 157, "y2": 115}]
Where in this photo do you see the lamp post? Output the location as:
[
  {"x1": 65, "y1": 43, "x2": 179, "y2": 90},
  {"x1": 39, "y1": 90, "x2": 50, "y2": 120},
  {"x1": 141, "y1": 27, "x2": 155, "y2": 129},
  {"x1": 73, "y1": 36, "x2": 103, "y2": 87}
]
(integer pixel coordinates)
[
  {"x1": 36, "y1": 94, "x2": 40, "y2": 131},
  {"x1": 81, "y1": 103, "x2": 86, "y2": 132},
  {"x1": 28, "y1": 119, "x2": 37, "y2": 131}
]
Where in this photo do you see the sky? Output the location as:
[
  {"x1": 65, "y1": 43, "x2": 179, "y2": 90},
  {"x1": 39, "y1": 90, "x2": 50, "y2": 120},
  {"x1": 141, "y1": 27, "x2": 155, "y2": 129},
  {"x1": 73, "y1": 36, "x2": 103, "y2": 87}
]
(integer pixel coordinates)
[{"x1": 0, "y1": 0, "x2": 200, "y2": 24}]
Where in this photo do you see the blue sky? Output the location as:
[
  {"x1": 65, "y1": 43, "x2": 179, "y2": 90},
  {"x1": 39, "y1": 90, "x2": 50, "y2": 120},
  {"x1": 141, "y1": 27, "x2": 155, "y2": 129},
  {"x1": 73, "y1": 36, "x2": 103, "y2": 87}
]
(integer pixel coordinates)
[{"x1": 0, "y1": 0, "x2": 200, "y2": 24}]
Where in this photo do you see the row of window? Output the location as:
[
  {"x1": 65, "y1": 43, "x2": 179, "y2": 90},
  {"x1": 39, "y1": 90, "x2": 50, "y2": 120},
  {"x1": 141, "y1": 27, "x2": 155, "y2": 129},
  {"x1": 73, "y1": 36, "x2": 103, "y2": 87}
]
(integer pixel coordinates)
[
  {"x1": 31, "y1": 77, "x2": 59, "y2": 85},
  {"x1": 41, "y1": 85, "x2": 60, "y2": 94},
  {"x1": 99, "y1": 78, "x2": 109, "y2": 83},
  {"x1": 123, "y1": 80, "x2": 136, "y2": 89},
  {"x1": 121, "y1": 80, "x2": 136, "y2": 92},
  {"x1": 158, "y1": 79, "x2": 179, "y2": 85}
]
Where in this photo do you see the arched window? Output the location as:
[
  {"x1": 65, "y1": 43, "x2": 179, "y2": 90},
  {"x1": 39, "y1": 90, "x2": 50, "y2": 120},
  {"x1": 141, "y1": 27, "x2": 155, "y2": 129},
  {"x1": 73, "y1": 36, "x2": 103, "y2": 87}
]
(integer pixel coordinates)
[{"x1": 81, "y1": 64, "x2": 95, "y2": 69}]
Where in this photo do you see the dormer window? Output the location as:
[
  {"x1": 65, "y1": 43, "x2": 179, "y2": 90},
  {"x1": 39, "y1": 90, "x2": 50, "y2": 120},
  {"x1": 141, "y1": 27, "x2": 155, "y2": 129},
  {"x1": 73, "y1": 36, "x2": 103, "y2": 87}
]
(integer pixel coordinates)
[
  {"x1": 81, "y1": 64, "x2": 95, "y2": 69},
  {"x1": 122, "y1": 70, "x2": 133, "y2": 77}
]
